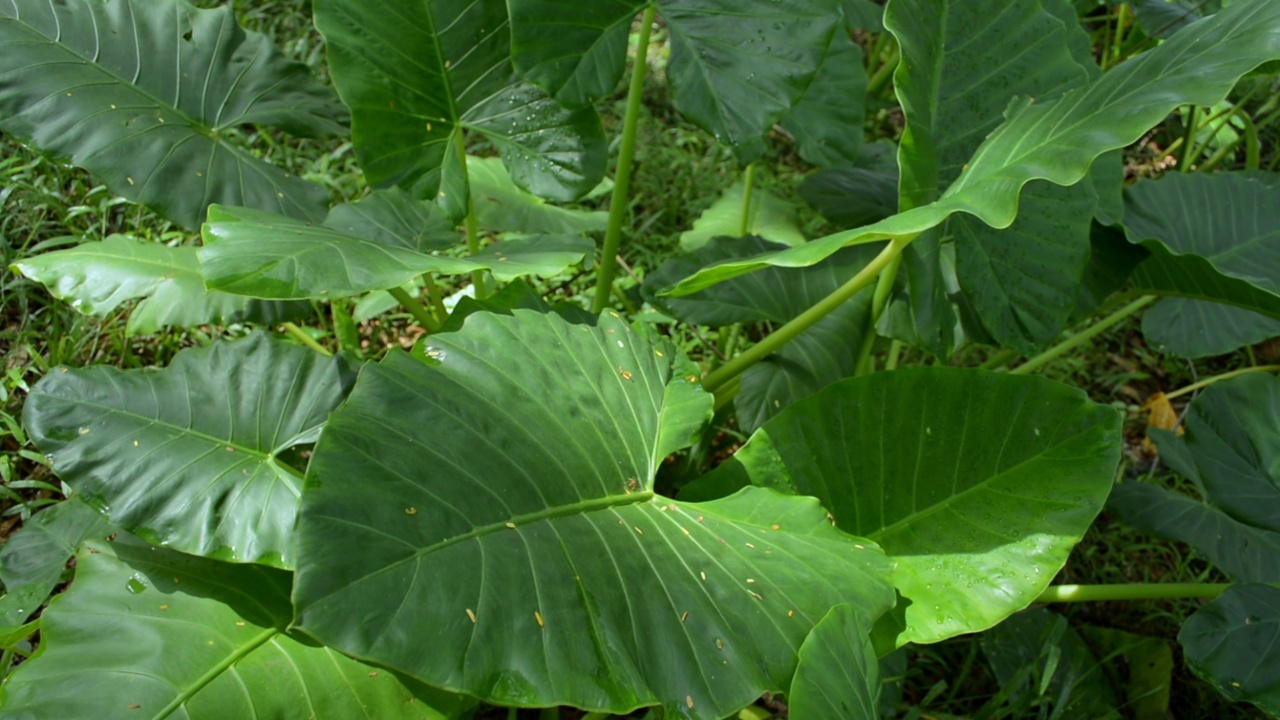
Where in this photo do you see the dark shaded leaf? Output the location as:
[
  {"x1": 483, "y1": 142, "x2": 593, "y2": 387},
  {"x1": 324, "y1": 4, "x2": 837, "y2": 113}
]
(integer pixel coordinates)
[{"x1": 1179, "y1": 584, "x2": 1280, "y2": 715}]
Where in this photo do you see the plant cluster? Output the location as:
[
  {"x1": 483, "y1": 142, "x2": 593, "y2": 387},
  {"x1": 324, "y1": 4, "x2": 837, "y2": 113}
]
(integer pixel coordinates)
[{"x1": 1, "y1": 0, "x2": 1279, "y2": 717}]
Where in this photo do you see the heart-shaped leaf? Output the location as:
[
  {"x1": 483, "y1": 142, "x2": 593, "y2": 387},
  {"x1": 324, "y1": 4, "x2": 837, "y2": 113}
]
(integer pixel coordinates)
[
  {"x1": 314, "y1": 0, "x2": 606, "y2": 220},
  {"x1": 199, "y1": 206, "x2": 593, "y2": 299},
  {"x1": 788, "y1": 604, "x2": 880, "y2": 720},
  {"x1": 665, "y1": 0, "x2": 1280, "y2": 296},
  {"x1": 10, "y1": 236, "x2": 309, "y2": 335},
  {"x1": 0, "y1": 0, "x2": 344, "y2": 229},
  {"x1": 692, "y1": 368, "x2": 1121, "y2": 645},
  {"x1": 24, "y1": 334, "x2": 357, "y2": 568},
  {"x1": 294, "y1": 310, "x2": 896, "y2": 719},
  {"x1": 0, "y1": 536, "x2": 460, "y2": 719}
]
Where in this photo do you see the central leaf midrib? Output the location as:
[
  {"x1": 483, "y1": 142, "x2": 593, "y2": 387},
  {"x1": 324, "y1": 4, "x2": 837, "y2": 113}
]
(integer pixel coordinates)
[
  {"x1": 867, "y1": 428, "x2": 1093, "y2": 543},
  {"x1": 151, "y1": 627, "x2": 278, "y2": 720},
  {"x1": 52, "y1": 394, "x2": 306, "y2": 484}
]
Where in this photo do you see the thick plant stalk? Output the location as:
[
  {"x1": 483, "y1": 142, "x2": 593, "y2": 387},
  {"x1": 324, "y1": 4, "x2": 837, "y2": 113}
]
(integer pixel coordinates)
[
  {"x1": 1166, "y1": 364, "x2": 1280, "y2": 400},
  {"x1": 591, "y1": 6, "x2": 657, "y2": 315},
  {"x1": 702, "y1": 236, "x2": 912, "y2": 392},
  {"x1": 854, "y1": 249, "x2": 903, "y2": 375},
  {"x1": 1037, "y1": 583, "x2": 1256, "y2": 603},
  {"x1": 389, "y1": 287, "x2": 441, "y2": 332},
  {"x1": 281, "y1": 323, "x2": 332, "y2": 356},
  {"x1": 738, "y1": 163, "x2": 757, "y2": 237},
  {"x1": 1010, "y1": 296, "x2": 1156, "y2": 375},
  {"x1": 452, "y1": 125, "x2": 489, "y2": 300}
]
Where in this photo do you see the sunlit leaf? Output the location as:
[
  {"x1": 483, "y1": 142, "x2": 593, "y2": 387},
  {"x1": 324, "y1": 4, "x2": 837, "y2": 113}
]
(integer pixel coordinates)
[{"x1": 294, "y1": 310, "x2": 896, "y2": 719}]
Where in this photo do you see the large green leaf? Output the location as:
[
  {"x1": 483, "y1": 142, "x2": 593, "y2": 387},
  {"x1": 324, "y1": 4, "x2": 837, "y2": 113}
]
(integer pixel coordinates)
[
  {"x1": 0, "y1": 499, "x2": 112, "y2": 627},
  {"x1": 0, "y1": 0, "x2": 343, "y2": 229},
  {"x1": 694, "y1": 368, "x2": 1121, "y2": 645},
  {"x1": 313, "y1": 0, "x2": 606, "y2": 220},
  {"x1": 508, "y1": 0, "x2": 842, "y2": 160},
  {"x1": 780, "y1": 33, "x2": 866, "y2": 169},
  {"x1": 665, "y1": 0, "x2": 1280, "y2": 295},
  {"x1": 1110, "y1": 373, "x2": 1280, "y2": 581},
  {"x1": 1142, "y1": 298, "x2": 1280, "y2": 359},
  {"x1": 735, "y1": 294, "x2": 871, "y2": 433},
  {"x1": 1179, "y1": 584, "x2": 1280, "y2": 715},
  {"x1": 888, "y1": 0, "x2": 1102, "y2": 352},
  {"x1": 0, "y1": 536, "x2": 457, "y2": 719},
  {"x1": 0, "y1": 499, "x2": 110, "y2": 592},
  {"x1": 323, "y1": 189, "x2": 459, "y2": 253},
  {"x1": 199, "y1": 206, "x2": 593, "y2": 299},
  {"x1": 468, "y1": 156, "x2": 609, "y2": 235},
  {"x1": 23, "y1": 335, "x2": 356, "y2": 568},
  {"x1": 293, "y1": 310, "x2": 896, "y2": 719},
  {"x1": 1161, "y1": 373, "x2": 1280, "y2": 532},
  {"x1": 1110, "y1": 482, "x2": 1280, "y2": 583},
  {"x1": 1124, "y1": 172, "x2": 1280, "y2": 320},
  {"x1": 10, "y1": 235, "x2": 307, "y2": 335},
  {"x1": 981, "y1": 609, "x2": 1121, "y2": 719},
  {"x1": 788, "y1": 604, "x2": 879, "y2": 720}
]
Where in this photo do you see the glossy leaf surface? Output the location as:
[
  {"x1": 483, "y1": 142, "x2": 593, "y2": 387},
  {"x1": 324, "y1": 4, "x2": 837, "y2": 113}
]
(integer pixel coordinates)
[
  {"x1": 666, "y1": 0, "x2": 1280, "y2": 295},
  {"x1": 10, "y1": 236, "x2": 305, "y2": 335},
  {"x1": 24, "y1": 335, "x2": 356, "y2": 568},
  {"x1": 0, "y1": 0, "x2": 343, "y2": 229},
  {"x1": 200, "y1": 206, "x2": 592, "y2": 298},
  {"x1": 0, "y1": 536, "x2": 453, "y2": 719},
  {"x1": 294, "y1": 310, "x2": 896, "y2": 719},
  {"x1": 314, "y1": 0, "x2": 606, "y2": 219},
  {"x1": 703, "y1": 368, "x2": 1121, "y2": 645},
  {"x1": 0, "y1": 499, "x2": 110, "y2": 592},
  {"x1": 1179, "y1": 584, "x2": 1280, "y2": 715},
  {"x1": 788, "y1": 604, "x2": 879, "y2": 720}
]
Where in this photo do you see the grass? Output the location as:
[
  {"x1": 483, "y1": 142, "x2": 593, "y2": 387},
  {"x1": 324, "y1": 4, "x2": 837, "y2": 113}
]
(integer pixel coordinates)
[{"x1": 2, "y1": 2, "x2": 1278, "y2": 718}]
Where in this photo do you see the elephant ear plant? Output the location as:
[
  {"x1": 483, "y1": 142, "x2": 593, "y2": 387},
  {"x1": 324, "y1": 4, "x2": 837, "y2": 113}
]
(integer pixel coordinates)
[{"x1": 2, "y1": 0, "x2": 1280, "y2": 716}]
